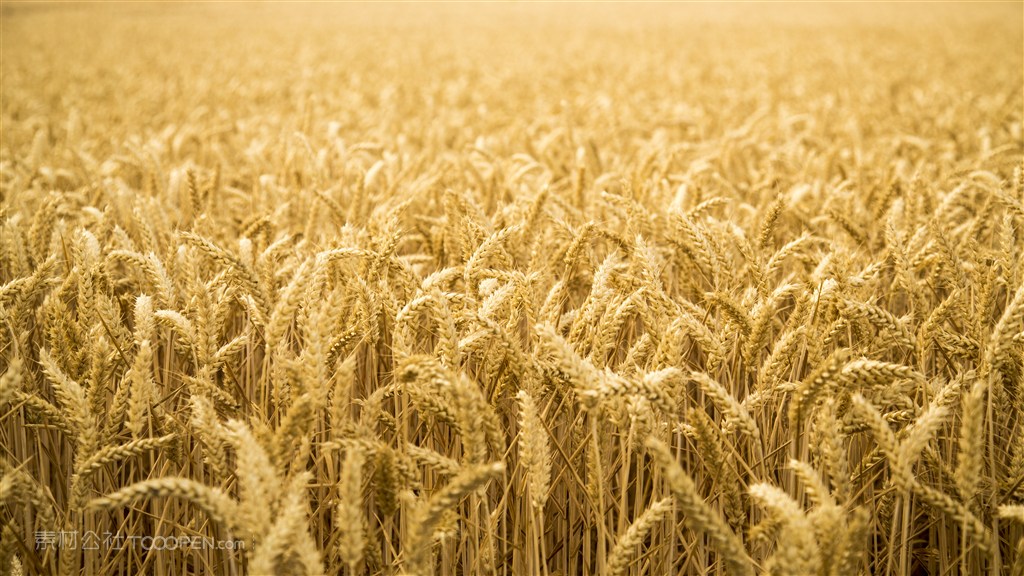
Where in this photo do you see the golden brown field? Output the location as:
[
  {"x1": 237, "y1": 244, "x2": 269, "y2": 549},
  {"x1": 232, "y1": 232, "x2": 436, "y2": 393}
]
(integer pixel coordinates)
[{"x1": 1, "y1": 2, "x2": 1023, "y2": 575}]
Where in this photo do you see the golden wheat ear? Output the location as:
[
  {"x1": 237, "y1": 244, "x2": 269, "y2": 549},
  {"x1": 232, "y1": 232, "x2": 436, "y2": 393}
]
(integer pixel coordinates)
[
  {"x1": 88, "y1": 478, "x2": 240, "y2": 531},
  {"x1": 645, "y1": 437, "x2": 755, "y2": 576}
]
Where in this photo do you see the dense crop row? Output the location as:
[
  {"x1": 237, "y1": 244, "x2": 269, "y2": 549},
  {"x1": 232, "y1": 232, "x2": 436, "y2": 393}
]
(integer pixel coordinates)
[{"x1": 2, "y1": 4, "x2": 1023, "y2": 575}]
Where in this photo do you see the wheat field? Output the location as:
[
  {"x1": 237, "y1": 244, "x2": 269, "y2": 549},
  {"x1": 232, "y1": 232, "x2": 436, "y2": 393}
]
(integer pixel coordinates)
[{"x1": 1, "y1": 3, "x2": 1023, "y2": 575}]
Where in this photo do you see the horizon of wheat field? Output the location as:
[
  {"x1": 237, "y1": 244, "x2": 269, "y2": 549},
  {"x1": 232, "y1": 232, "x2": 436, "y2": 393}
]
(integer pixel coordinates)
[{"x1": 2, "y1": 2, "x2": 1024, "y2": 575}]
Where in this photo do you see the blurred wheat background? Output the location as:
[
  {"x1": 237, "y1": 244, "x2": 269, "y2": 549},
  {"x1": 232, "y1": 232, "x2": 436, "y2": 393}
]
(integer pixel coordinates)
[{"x1": 1, "y1": 2, "x2": 1023, "y2": 575}]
